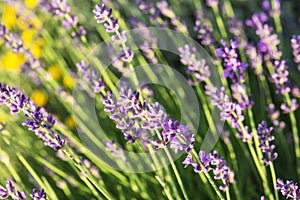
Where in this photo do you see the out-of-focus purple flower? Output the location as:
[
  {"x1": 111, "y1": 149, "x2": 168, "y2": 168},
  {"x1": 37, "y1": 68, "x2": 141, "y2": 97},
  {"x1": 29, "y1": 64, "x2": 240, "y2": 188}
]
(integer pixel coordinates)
[
  {"x1": 30, "y1": 188, "x2": 47, "y2": 200},
  {"x1": 266, "y1": 103, "x2": 285, "y2": 129},
  {"x1": 76, "y1": 61, "x2": 105, "y2": 96},
  {"x1": 178, "y1": 44, "x2": 211, "y2": 84},
  {"x1": 276, "y1": 178, "x2": 300, "y2": 199},
  {"x1": 280, "y1": 98, "x2": 299, "y2": 113},
  {"x1": 206, "y1": 0, "x2": 219, "y2": 7},
  {"x1": 257, "y1": 121, "x2": 278, "y2": 165},
  {"x1": 228, "y1": 17, "x2": 247, "y2": 48},
  {"x1": 246, "y1": 13, "x2": 282, "y2": 60},
  {"x1": 105, "y1": 140, "x2": 127, "y2": 163},
  {"x1": 271, "y1": 60, "x2": 290, "y2": 95},
  {"x1": 156, "y1": 1, "x2": 188, "y2": 33},
  {"x1": 183, "y1": 150, "x2": 235, "y2": 191},
  {"x1": 0, "y1": 83, "x2": 65, "y2": 151},
  {"x1": 194, "y1": 18, "x2": 216, "y2": 46},
  {"x1": 39, "y1": 0, "x2": 86, "y2": 43},
  {"x1": 291, "y1": 35, "x2": 300, "y2": 71},
  {"x1": 246, "y1": 44, "x2": 263, "y2": 76}
]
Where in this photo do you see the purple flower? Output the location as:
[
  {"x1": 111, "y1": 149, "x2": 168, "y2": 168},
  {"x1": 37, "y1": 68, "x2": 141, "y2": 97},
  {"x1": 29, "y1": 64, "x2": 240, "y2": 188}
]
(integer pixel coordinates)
[
  {"x1": 178, "y1": 44, "x2": 211, "y2": 84},
  {"x1": 183, "y1": 151, "x2": 235, "y2": 191},
  {"x1": 271, "y1": 60, "x2": 290, "y2": 95},
  {"x1": 0, "y1": 179, "x2": 38, "y2": 200},
  {"x1": 206, "y1": 0, "x2": 219, "y2": 7},
  {"x1": 0, "y1": 83, "x2": 65, "y2": 151},
  {"x1": 207, "y1": 86, "x2": 253, "y2": 142},
  {"x1": 276, "y1": 178, "x2": 300, "y2": 199},
  {"x1": 216, "y1": 39, "x2": 248, "y2": 84},
  {"x1": 194, "y1": 18, "x2": 216, "y2": 46},
  {"x1": 266, "y1": 103, "x2": 285, "y2": 129},
  {"x1": 291, "y1": 35, "x2": 300, "y2": 71},
  {"x1": 245, "y1": 44, "x2": 263, "y2": 76},
  {"x1": 102, "y1": 83, "x2": 194, "y2": 152},
  {"x1": 105, "y1": 140, "x2": 127, "y2": 163},
  {"x1": 93, "y1": 4, "x2": 134, "y2": 63},
  {"x1": 257, "y1": 121, "x2": 278, "y2": 164},
  {"x1": 246, "y1": 13, "x2": 282, "y2": 60},
  {"x1": 76, "y1": 61, "x2": 105, "y2": 96},
  {"x1": 30, "y1": 189, "x2": 47, "y2": 200}
]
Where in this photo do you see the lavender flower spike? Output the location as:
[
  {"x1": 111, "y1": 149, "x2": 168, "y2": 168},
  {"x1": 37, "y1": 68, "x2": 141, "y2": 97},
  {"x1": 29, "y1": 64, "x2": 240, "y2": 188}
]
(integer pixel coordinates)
[
  {"x1": 30, "y1": 189, "x2": 47, "y2": 200},
  {"x1": 257, "y1": 121, "x2": 278, "y2": 165},
  {"x1": 0, "y1": 179, "x2": 25, "y2": 200},
  {"x1": 93, "y1": 4, "x2": 134, "y2": 62},
  {"x1": 276, "y1": 178, "x2": 300, "y2": 199},
  {"x1": 182, "y1": 150, "x2": 235, "y2": 191},
  {"x1": 291, "y1": 35, "x2": 300, "y2": 71},
  {"x1": 0, "y1": 82, "x2": 65, "y2": 151}
]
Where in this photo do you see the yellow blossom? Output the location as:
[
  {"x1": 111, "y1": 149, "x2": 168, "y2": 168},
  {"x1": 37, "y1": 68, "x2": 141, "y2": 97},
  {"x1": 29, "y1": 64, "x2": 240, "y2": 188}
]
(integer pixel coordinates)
[
  {"x1": 65, "y1": 116, "x2": 75, "y2": 129},
  {"x1": 29, "y1": 43, "x2": 42, "y2": 58},
  {"x1": 0, "y1": 52, "x2": 26, "y2": 71},
  {"x1": 25, "y1": 0, "x2": 37, "y2": 9},
  {"x1": 63, "y1": 76, "x2": 75, "y2": 89},
  {"x1": 22, "y1": 30, "x2": 35, "y2": 46},
  {"x1": 2, "y1": 5, "x2": 17, "y2": 29},
  {"x1": 31, "y1": 90, "x2": 48, "y2": 107},
  {"x1": 48, "y1": 65, "x2": 62, "y2": 80}
]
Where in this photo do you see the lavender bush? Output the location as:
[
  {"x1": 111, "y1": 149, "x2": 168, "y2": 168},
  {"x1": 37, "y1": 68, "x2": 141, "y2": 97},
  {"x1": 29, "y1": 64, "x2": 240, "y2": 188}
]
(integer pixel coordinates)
[{"x1": 0, "y1": 0, "x2": 300, "y2": 199}]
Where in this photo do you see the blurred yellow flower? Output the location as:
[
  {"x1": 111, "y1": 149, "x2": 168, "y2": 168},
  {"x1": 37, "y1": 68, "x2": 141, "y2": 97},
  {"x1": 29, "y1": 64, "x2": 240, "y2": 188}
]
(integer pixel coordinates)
[
  {"x1": 0, "y1": 116, "x2": 6, "y2": 123},
  {"x1": 65, "y1": 116, "x2": 75, "y2": 129},
  {"x1": 48, "y1": 65, "x2": 62, "y2": 80},
  {"x1": 25, "y1": 0, "x2": 38, "y2": 9},
  {"x1": 30, "y1": 43, "x2": 42, "y2": 58},
  {"x1": 2, "y1": 5, "x2": 17, "y2": 29},
  {"x1": 22, "y1": 30, "x2": 35, "y2": 46},
  {"x1": 63, "y1": 76, "x2": 75, "y2": 89},
  {"x1": 0, "y1": 52, "x2": 26, "y2": 71},
  {"x1": 31, "y1": 90, "x2": 48, "y2": 107}
]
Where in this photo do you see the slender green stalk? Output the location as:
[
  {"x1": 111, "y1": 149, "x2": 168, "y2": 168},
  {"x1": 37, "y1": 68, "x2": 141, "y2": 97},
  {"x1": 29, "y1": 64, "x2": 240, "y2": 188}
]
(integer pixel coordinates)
[
  {"x1": 211, "y1": 5, "x2": 228, "y2": 41},
  {"x1": 283, "y1": 93, "x2": 300, "y2": 181},
  {"x1": 270, "y1": 164, "x2": 279, "y2": 200}
]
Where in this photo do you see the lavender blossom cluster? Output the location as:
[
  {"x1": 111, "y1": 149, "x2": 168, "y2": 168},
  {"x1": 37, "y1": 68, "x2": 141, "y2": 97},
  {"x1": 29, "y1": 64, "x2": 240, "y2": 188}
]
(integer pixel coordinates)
[
  {"x1": 0, "y1": 82, "x2": 65, "y2": 151},
  {"x1": 102, "y1": 83, "x2": 195, "y2": 153},
  {"x1": 0, "y1": 179, "x2": 46, "y2": 200},
  {"x1": 93, "y1": 4, "x2": 134, "y2": 62},
  {"x1": 183, "y1": 150, "x2": 235, "y2": 191},
  {"x1": 257, "y1": 121, "x2": 278, "y2": 165},
  {"x1": 276, "y1": 178, "x2": 300, "y2": 199},
  {"x1": 39, "y1": 0, "x2": 87, "y2": 43}
]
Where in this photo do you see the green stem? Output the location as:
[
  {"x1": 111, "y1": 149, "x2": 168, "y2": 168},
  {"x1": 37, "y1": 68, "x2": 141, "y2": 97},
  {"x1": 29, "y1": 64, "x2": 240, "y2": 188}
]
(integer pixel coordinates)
[
  {"x1": 212, "y1": 5, "x2": 228, "y2": 40},
  {"x1": 270, "y1": 164, "x2": 279, "y2": 200}
]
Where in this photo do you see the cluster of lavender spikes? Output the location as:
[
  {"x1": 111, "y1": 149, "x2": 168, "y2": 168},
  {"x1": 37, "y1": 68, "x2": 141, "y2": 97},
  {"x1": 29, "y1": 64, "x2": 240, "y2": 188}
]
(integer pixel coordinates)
[
  {"x1": 183, "y1": 150, "x2": 235, "y2": 191},
  {"x1": 0, "y1": 83, "x2": 65, "y2": 151},
  {"x1": 39, "y1": 0, "x2": 86, "y2": 44},
  {"x1": 93, "y1": 4, "x2": 134, "y2": 62},
  {"x1": 76, "y1": 61, "x2": 105, "y2": 96},
  {"x1": 0, "y1": 179, "x2": 46, "y2": 200},
  {"x1": 276, "y1": 178, "x2": 300, "y2": 199},
  {"x1": 257, "y1": 121, "x2": 278, "y2": 165},
  {"x1": 102, "y1": 83, "x2": 195, "y2": 153}
]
